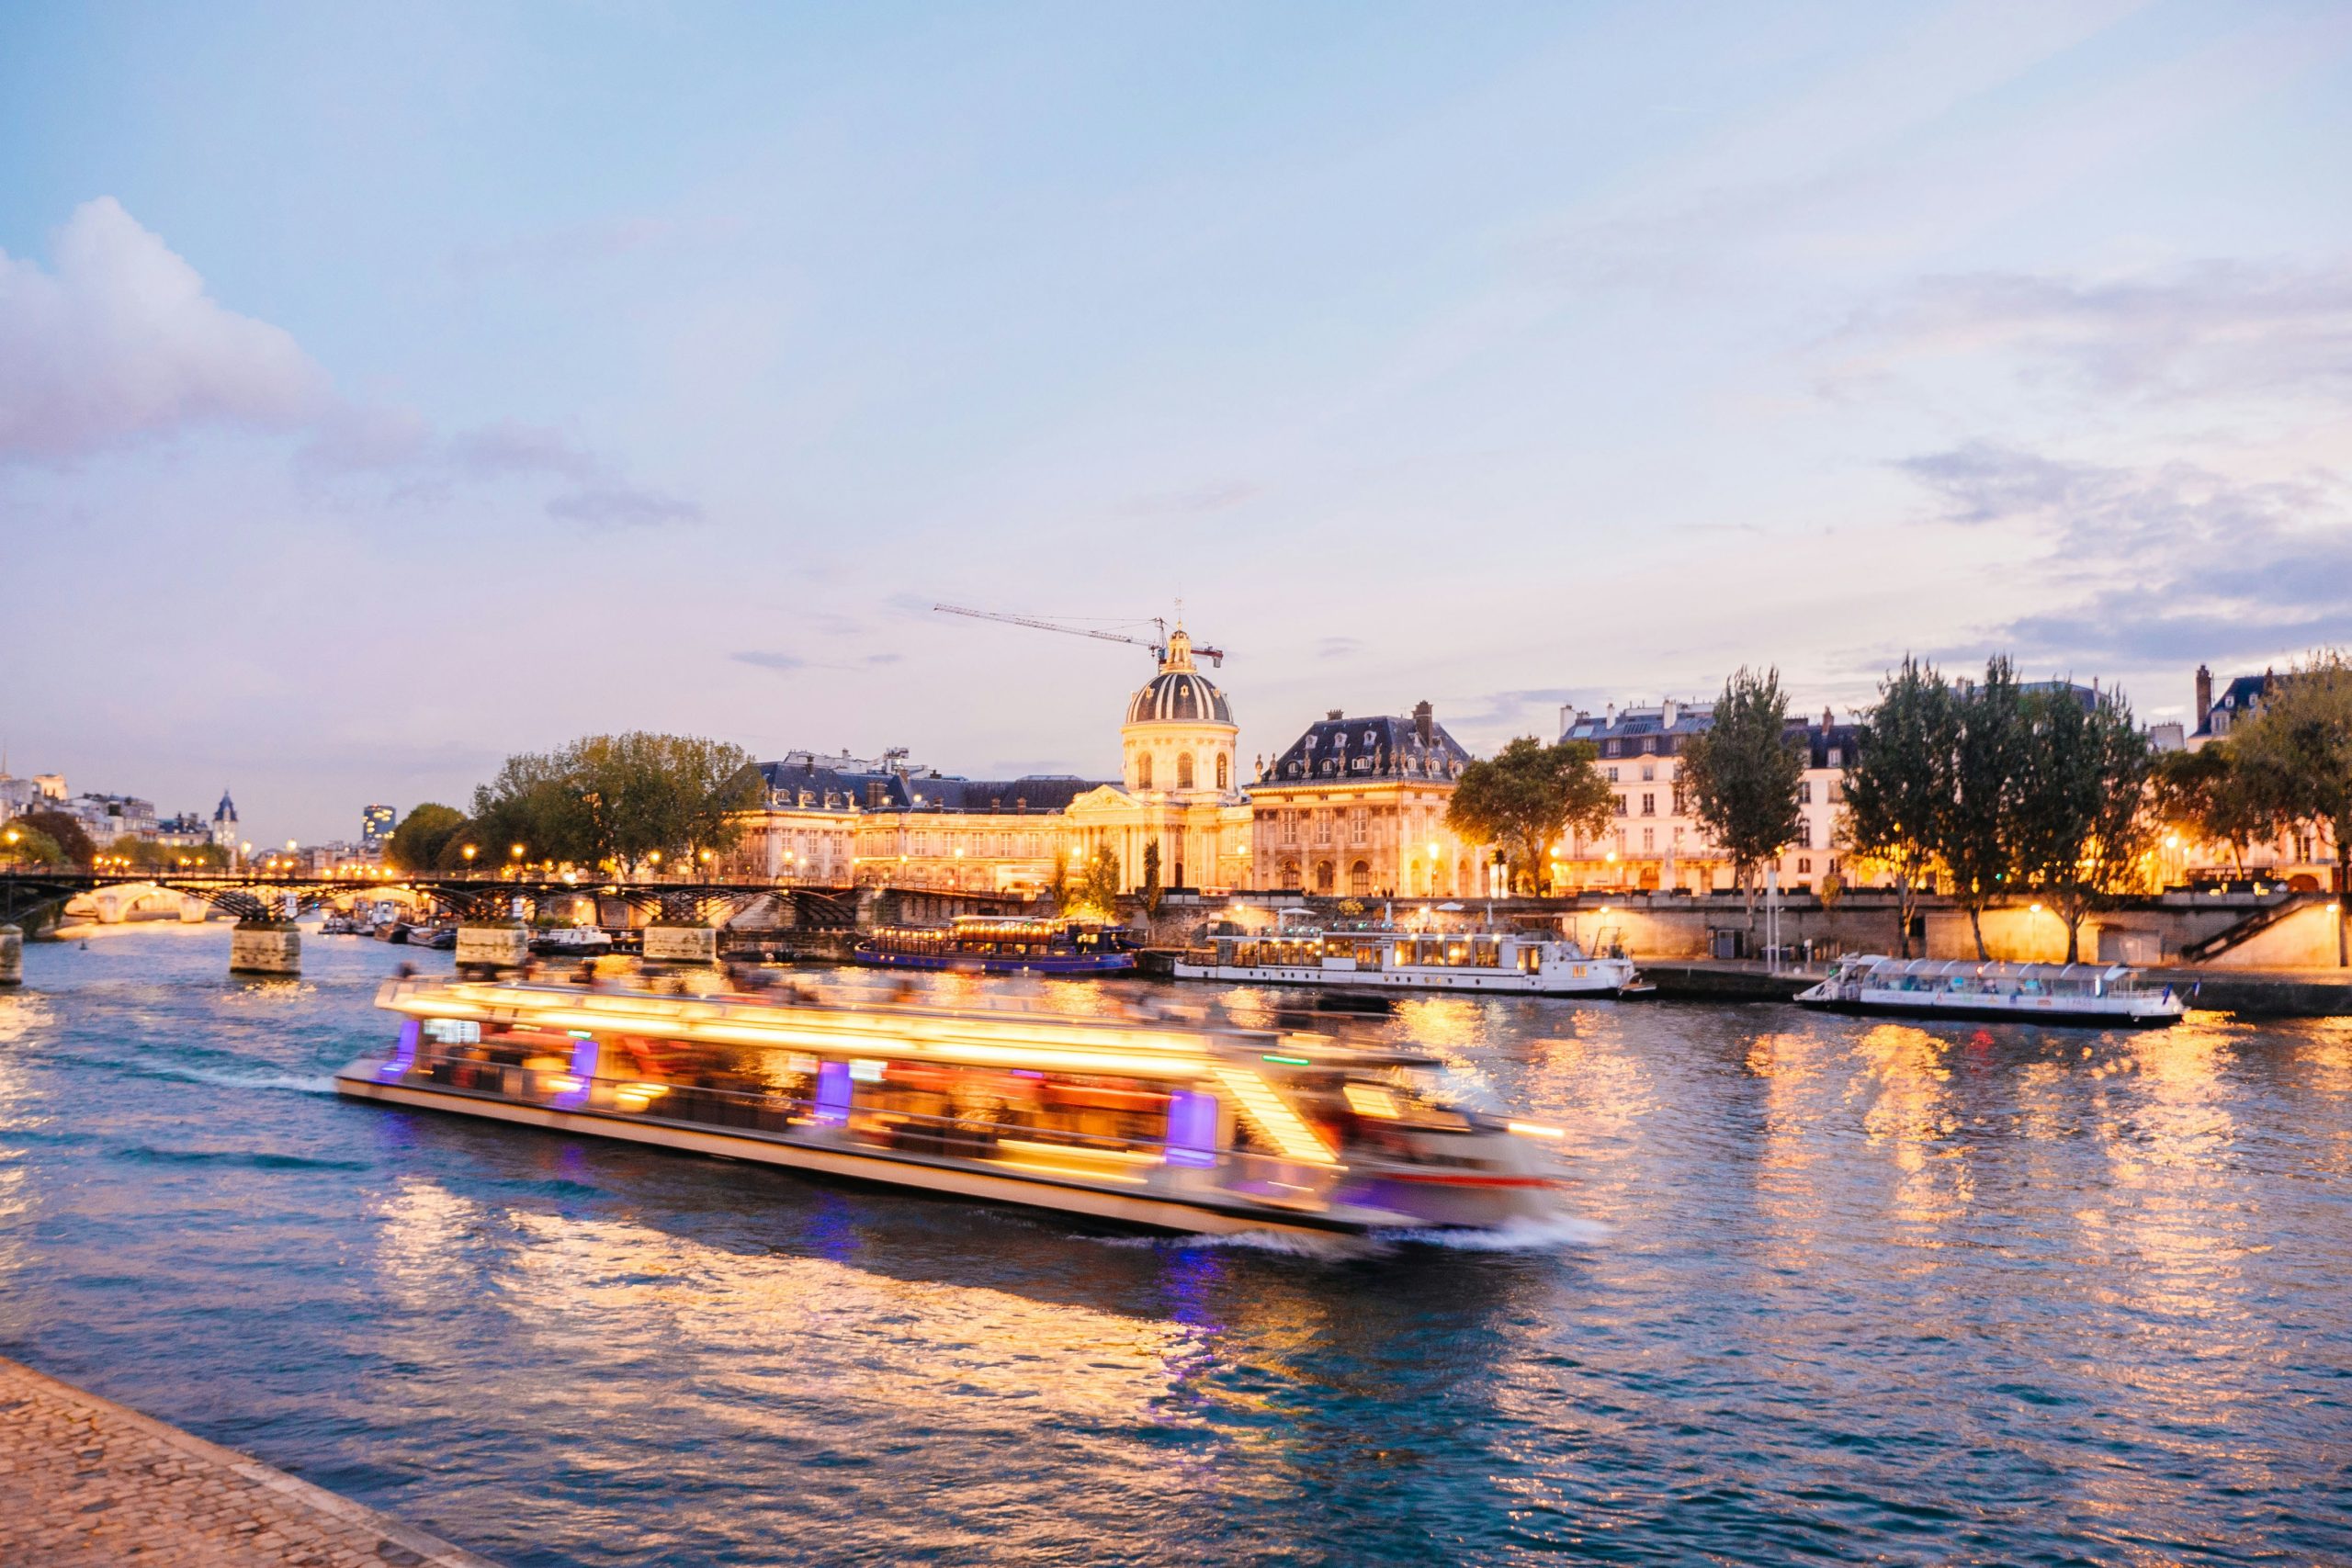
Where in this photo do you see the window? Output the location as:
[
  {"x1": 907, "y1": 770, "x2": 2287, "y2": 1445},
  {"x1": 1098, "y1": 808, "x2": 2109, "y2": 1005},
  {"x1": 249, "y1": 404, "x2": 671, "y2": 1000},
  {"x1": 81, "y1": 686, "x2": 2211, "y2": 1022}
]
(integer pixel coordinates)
[
  {"x1": 1314, "y1": 814, "x2": 1333, "y2": 846},
  {"x1": 1797, "y1": 781, "x2": 1812, "y2": 805},
  {"x1": 1137, "y1": 753, "x2": 1154, "y2": 789},
  {"x1": 1642, "y1": 828, "x2": 1655, "y2": 852},
  {"x1": 1350, "y1": 807, "x2": 1369, "y2": 844},
  {"x1": 1641, "y1": 793, "x2": 1656, "y2": 816},
  {"x1": 1615, "y1": 794, "x2": 1628, "y2": 817},
  {"x1": 1796, "y1": 819, "x2": 1813, "y2": 849},
  {"x1": 1826, "y1": 748, "x2": 1842, "y2": 768},
  {"x1": 1798, "y1": 857, "x2": 1813, "y2": 874},
  {"x1": 1641, "y1": 763, "x2": 1656, "y2": 782},
  {"x1": 1349, "y1": 860, "x2": 1372, "y2": 896},
  {"x1": 1176, "y1": 752, "x2": 1194, "y2": 790},
  {"x1": 1316, "y1": 861, "x2": 1336, "y2": 893},
  {"x1": 1216, "y1": 753, "x2": 1228, "y2": 790},
  {"x1": 1605, "y1": 766, "x2": 1619, "y2": 782}
]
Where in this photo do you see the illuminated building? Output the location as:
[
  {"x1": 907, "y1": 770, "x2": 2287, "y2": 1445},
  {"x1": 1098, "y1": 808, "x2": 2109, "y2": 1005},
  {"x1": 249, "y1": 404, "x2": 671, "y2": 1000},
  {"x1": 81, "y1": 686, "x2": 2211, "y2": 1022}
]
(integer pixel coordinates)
[
  {"x1": 1246, "y1": 703, "x2": 1479, "y2": 897},
  {"x1": 361, "y1": 804, "x2": 396, "y2": 846},
  {"x1": 1555, "y1": 700, "x2": 1862, "y2": 894},
  {"x1": 727, "y1": 629, "x2": 1251, "y2": 894}
]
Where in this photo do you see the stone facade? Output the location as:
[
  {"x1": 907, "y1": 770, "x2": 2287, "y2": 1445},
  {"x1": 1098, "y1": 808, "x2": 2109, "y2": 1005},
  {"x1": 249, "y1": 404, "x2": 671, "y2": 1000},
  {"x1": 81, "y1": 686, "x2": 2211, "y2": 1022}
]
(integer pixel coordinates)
[{"x1": 1246, "y1": 703, "x2": 1482, "y2": 897}]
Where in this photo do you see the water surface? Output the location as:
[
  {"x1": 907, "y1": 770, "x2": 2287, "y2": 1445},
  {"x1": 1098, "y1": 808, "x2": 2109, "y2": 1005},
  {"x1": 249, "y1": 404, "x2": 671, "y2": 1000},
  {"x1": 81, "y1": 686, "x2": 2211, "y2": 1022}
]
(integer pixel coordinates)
[{"x1": 2, "y1": 923, "x2": 2346, "y2": 1565}]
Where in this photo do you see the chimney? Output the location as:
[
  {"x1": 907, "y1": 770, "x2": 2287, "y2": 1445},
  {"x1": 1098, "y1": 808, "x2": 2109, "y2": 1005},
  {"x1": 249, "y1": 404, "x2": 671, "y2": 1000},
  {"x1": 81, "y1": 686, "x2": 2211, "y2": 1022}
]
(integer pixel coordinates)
[
  {"x1": 1822, "y1": 705, "x2": 1833, "y2": 728},
  {"x1": 1413, "y1": 700, "x2": 1433, "y2": 746},
  {"x1": 2195, "y1": 663, "x2": 2213, "y2": 720},
  {"x1": 1661, "y1": 698, "x2": 1679, "y2": 726},
  {"x1": 1327, "y1": 709, "x2": 1343, "y2": 721}
]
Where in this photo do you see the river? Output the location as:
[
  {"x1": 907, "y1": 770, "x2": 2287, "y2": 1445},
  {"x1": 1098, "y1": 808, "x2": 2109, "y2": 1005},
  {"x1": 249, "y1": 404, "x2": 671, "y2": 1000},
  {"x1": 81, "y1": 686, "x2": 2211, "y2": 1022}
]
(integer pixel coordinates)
[{"x1": 1, "y1": 922, "x2": 2346, "y2": 1565}]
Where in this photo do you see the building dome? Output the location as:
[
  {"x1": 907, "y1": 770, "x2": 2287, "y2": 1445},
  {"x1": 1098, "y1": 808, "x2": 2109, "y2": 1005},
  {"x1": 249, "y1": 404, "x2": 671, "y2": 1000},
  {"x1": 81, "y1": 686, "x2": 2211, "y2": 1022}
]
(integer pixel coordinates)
[{"x1": 1124, "y1": 630, "x2": 1233, "y2": 726}]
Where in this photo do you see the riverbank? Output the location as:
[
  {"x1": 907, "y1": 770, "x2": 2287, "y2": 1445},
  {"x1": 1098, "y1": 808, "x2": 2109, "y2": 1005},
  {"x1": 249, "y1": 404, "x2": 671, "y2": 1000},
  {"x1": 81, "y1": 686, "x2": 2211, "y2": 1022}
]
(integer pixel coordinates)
[{"x1": 0, "y1": 1355, "x2": 498, "y2": 1567}]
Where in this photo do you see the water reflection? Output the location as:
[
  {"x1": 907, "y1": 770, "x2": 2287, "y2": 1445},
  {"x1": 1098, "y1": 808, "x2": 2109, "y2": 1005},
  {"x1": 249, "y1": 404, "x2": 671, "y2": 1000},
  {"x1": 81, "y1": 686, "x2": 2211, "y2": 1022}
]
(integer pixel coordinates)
[{"x1": 2, "y1": 929, "x2": 2349, "y2": 1567}]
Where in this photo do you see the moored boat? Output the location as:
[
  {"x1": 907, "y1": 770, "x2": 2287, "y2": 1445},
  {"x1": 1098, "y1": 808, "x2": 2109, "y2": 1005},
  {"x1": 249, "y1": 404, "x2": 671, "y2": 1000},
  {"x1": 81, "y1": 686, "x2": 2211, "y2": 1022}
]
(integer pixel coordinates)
[
  {"x1": 531, "y1": 925, "x2": 615, "y2": 957},
  {"x1": 335, "y1": 976, "x2": 1572, "y2": 1237},
  {"x1": 1793, "y1": 955, "x2": 2185, "y2": 1027},
  {"x1": 854, "y1": 915, "x2": 1136, "y2": 976},
  {"x1": 1175, "y1": 914, "x2": 1641, "y2": 998}
]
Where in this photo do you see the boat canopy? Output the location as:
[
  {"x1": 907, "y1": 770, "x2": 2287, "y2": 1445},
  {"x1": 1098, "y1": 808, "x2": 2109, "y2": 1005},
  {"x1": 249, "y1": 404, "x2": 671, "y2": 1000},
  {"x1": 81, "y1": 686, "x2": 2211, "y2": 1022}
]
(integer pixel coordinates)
[{"x1": 1837, "y1": 955, "x2": 2134, "y2": 984}]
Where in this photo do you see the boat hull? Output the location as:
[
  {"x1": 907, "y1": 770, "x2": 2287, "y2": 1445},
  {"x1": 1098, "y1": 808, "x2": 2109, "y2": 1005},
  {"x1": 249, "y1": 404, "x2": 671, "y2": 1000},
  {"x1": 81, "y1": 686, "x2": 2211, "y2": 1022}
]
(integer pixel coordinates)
[
  {"x1": 853, "y1": 948, "x2": 1136, "y2": 976},
  {"x1": 334, "y1": 1071, "x2": 1376, "y2": 1237},
  {"x1": 1794, "y1": 996, "x2": 2182, "y2": 1028},
  {"x1": 1171, "y1": 961, "x2": 1634, "y2": 997}
]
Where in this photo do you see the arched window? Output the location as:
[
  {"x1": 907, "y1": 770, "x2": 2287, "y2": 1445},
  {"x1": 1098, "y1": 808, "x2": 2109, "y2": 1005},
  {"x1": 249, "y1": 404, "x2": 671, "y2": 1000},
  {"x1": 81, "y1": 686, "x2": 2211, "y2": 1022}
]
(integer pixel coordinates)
[
  {"x1": 1215, "y1": 753, "x2": 1228, "y2": 790},
  {"x1": 1349, "y1": 860, "x2": 1372, "y2": 896},
  {"x1": 1176, "y1": 752, "x2": 1194, "y2": 790},
  {"x1": 1137, "y1": 753, "x2": 1153, "y2": 789},
  {"x1": 1315, "y1": 861, "x2": 1336, "y2": 893},
  {"x1": 1281, "y1": 859, "x2": 1302, "y2": 890}
]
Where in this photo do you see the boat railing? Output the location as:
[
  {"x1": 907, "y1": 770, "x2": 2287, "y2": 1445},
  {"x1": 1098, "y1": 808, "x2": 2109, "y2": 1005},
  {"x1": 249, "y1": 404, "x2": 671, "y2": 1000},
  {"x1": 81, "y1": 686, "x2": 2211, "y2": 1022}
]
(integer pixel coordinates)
[{"x1": 383, "y1": 1046, "x2": 1342, "y2": 1195}]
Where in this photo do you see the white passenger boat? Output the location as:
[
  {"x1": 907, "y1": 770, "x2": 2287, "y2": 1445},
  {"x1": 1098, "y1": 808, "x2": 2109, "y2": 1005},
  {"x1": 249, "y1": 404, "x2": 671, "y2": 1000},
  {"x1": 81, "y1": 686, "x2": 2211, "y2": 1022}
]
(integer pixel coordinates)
[
  {"x1": 1793, "y1": 955, "x2": 2185, "y2": 1028},
  {"x1": 1174, "y1": 916, "x2": 1641, "y2": 998},
  {"x1": 335, "y1": 977, "x2": 1573, "y2": 1238}
]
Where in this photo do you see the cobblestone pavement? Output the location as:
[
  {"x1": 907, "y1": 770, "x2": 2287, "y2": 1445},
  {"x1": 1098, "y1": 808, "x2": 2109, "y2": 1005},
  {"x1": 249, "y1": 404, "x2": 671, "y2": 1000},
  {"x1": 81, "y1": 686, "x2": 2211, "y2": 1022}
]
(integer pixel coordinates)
[{"x1": 0, "y1": 1356, "x2": 500, "y2": 1567}]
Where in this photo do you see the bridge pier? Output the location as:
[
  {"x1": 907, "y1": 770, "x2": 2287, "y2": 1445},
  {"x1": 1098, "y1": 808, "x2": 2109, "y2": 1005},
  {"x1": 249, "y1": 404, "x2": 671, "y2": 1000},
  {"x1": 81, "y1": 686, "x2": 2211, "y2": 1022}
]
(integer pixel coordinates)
[
  {"x1": 229, "y1": 919, "x2": 300, "y2": 976},
  {"x1": 0, "y1": 926, "x2": 20, "y2": 987},
  {"x1": 178, "y1": 896, "x2": 209, "y2": 924},
  {"x1": 456, "y1": 923, "x2": 529, "y2": 974},
  {"x1": 643, "y1": 924, "x2": 718, "y2": 964}
]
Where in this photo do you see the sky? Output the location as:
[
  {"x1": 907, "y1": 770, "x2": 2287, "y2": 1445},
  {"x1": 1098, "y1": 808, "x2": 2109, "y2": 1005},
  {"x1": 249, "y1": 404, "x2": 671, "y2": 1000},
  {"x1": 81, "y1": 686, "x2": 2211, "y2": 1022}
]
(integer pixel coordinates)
[{"x1": 4, "y1": 1, "x2": 2348, "y2": 844}]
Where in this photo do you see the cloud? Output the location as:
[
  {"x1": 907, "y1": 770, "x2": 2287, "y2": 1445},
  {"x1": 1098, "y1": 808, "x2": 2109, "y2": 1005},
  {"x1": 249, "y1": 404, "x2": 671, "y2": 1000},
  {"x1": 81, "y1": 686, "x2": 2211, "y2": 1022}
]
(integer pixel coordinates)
[
  {"x1": 0, "y1": 197, "x2": 330, "y2": 459},
  {"x1": 1316, "y1": 637, "x2": 1363, "y2": 660},
  {"x1": 449, "y1": 419, "x2": 603, "y2": 482},
  {"x1": 732, "y1": 649, "x2": 900, "y2": 675},
  {"x1": 546, "y1": 484, "x2": 704, "y2": 528},
  {"x1": 1895, "y1": 440, "x2": 2352, "y2": 668},
  {"x1": 1825, "y1": 259, "x2": 2352, "y2": 402}
]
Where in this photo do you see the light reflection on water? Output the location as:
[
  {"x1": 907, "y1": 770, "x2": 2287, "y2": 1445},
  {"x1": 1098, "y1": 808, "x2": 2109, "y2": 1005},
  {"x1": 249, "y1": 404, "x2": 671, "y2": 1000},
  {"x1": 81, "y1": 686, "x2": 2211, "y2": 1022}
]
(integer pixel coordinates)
[{"x1": 0, "y1": 925, "x2": 2346, "y2": 1566}]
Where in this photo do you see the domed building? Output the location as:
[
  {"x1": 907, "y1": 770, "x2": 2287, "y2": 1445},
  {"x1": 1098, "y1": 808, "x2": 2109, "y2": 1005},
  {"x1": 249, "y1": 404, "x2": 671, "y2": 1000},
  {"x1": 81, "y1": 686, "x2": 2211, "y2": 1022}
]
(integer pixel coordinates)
[{"x1": 729, "y1": 628, "x2": 1254, "y2": 895}]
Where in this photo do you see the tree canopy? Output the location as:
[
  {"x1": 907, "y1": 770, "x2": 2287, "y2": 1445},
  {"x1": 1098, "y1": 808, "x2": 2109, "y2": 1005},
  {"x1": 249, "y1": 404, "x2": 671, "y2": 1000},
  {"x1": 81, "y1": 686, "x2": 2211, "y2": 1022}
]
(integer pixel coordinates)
[
  {"x1": 0, "y1": 823, "x2": 67, "y2": 868},
  {"x1": 105, "y1": 837, "x2": 228, "y2": 871},
  {"x1": 9, "y1": 810, "x2": 95, "y2": 867},
  {"x1": 1938, "y1": 657, "x2": 2027, "y2": 958},
  {"x1": 447, "y1": 732, "x2": 762, "y2": 872},
  {"x1": 1842, "y1": 656, "x2": 1951, "y2": 957},
  {"x1": 1678, "y1": 667, "x2": 1803, "y2": 926},
  {"x1": 1444, "y1": 737, "x2": 1615, "y2": 894},
  {"x1": 2231, "y1": 649, "x2": 2352, "y2": 962},
  {"x1": 2012, "y1": 686, "x2": 2154, "y2": 962},
  {"x1": 1068, "y1": 845, "x2": 1122, "y2": 919},
  {"x1": 385, "y1": 803, "x2": 466, "y2": 871},
  {"x1": 2151, "y1": 742, "x2": 2267, "y2": 873}
]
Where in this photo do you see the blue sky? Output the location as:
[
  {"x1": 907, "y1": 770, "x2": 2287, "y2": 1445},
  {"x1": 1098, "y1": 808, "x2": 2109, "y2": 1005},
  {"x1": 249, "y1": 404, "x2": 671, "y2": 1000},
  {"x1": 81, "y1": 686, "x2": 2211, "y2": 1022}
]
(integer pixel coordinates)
[{"x1": 5, "y1": 1, "x2": 2348, "y2": 842}]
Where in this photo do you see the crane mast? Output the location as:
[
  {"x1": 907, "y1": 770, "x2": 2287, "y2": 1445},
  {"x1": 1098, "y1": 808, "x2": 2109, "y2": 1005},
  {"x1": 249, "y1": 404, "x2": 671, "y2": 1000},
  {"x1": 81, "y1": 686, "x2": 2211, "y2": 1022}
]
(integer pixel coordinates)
[{"x1": 932, "y1": 604, "x2": 1225, "y2": 666}]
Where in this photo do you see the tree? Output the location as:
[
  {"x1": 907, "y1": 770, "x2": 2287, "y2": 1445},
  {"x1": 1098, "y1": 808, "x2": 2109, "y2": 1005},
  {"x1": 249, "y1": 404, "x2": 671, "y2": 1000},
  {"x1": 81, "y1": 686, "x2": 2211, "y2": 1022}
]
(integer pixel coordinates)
[
  {"x1": 1842, "y1": 656, "x2": 1951, "y2": 959},
  {"x1": 2151, "y1": 742, "x2": 2266, "y2": 874},
  {"x1": 461, "y1": 732, "x2": 762, "y2": 873},
  {"x1": 11, "y1": 810, "x2": 95, "y2": 868},
  {"x1": 1679, "y1": 667, "x2": 1804, "y2": 931},
  {"x1": 385, "y1": 803, "x2": 466, "y2": 871},
  {"x1": 1048, "y1": 848, "x2": 1071, "y2": 905},
  {"x1": 1069, "y1": 846, "x2": 1122, "y2": 919},
  {"x1": 1939, "y1": 657, "x2": 2027, "y2": 961},
  {"x1": 2231, "y1": 649, "x2": 2352, "y2": 964},
  {"x1": 2012, "y1": 687, "x2": 2155, "y2": 963},
  {"x1": 0, "y1": 823, "x2": 66, "y2": 868},
  {"x1": 1445, "y1": 738, "x2": 1615, "y2": 894},
  {"x1": 1141, "y1": 840, "x2": 1164, "y2": 914}
]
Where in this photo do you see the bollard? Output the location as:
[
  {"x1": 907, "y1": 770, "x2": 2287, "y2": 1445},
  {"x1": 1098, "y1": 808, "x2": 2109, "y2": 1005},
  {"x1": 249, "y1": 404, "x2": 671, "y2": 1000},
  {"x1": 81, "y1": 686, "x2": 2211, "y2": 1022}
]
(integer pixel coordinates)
[
  {"x1": 229, "y1": 919, "x2": 301, "y2": 976},
  {"x1": 456, "y1": 923, "x2": 530, "y2": 973},
  {"x1": 0, "y1": 925, "x2": 20, "y2": 987},
  {"x1": 643, "y1": 924, "x2": 719, "y2": 964}
]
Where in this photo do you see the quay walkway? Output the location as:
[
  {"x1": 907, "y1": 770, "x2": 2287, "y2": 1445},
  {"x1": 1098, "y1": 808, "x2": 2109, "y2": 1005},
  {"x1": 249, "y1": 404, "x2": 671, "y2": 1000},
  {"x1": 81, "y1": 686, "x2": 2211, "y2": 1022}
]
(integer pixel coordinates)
[{"x1": 0, "y1": 1356, "x2": 497, "y2": 1568}]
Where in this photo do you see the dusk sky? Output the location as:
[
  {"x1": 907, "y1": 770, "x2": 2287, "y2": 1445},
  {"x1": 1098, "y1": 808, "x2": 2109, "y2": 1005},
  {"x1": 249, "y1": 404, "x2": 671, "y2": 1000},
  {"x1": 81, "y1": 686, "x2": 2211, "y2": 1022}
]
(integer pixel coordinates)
[{"x1": 6, "y1": 1, "x2": 2349, "y2": 843}]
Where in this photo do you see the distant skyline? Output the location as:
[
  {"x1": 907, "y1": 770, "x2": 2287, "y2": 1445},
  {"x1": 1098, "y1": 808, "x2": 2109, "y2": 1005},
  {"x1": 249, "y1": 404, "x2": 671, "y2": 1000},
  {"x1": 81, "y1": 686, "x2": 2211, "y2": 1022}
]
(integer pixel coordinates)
[{"x1": 6, "y1": 2, "x2": 2349, "y2": 841}]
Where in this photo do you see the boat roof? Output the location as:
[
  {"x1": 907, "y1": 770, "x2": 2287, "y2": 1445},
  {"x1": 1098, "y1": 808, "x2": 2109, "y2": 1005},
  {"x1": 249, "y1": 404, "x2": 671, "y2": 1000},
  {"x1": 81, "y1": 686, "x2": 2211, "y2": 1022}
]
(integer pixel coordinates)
[
  {"x1": 377, "y1": 977, "x2": 1441, "y2": 1075},
  {"x1": 1839, "y1": 955, "x2": 2134, "y2": 981}
]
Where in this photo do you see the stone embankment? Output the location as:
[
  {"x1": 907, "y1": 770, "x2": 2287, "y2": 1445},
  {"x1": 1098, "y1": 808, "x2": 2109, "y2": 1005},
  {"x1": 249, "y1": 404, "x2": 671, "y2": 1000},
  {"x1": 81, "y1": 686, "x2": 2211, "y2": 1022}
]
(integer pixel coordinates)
[{"x1": 0, "y1": 1355, "x2": 497, "y2": 1567}]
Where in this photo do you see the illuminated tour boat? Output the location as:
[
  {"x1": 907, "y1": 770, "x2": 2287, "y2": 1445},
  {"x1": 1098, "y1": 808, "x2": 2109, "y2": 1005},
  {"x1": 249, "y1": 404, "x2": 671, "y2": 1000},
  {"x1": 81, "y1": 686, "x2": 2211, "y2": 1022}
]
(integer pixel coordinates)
[
  {"x1": 336, "y1": 976, "x2": 1572, "y2": 1236},
  {"x1": 853, "y1": 915, "x2": 1136, "y2": 975},
  {"x1": 1794, "y1": 955, "x2": 2186, "y2": 1027},
  {"x1": 1174, "y1": 916, "x2": 1642, "y2": 998}
]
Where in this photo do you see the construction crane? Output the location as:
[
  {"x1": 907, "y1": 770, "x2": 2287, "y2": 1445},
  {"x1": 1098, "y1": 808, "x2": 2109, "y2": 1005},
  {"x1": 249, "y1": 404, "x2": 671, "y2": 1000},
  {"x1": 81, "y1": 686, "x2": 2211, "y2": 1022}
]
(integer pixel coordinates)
[{"x1": 932, "y1": 604, "x2": 1225, "y2": 666}]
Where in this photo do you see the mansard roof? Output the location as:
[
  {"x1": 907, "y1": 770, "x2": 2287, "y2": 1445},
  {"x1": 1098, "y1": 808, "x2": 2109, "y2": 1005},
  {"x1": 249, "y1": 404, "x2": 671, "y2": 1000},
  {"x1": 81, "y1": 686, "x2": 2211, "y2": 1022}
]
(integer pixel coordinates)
[
  {"x1": 756, "y1": 757, "x2": 1115, "y2": 814},
  {"x1": 1261, "y1": 713, "x2": 1472, "y2": 785}
]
